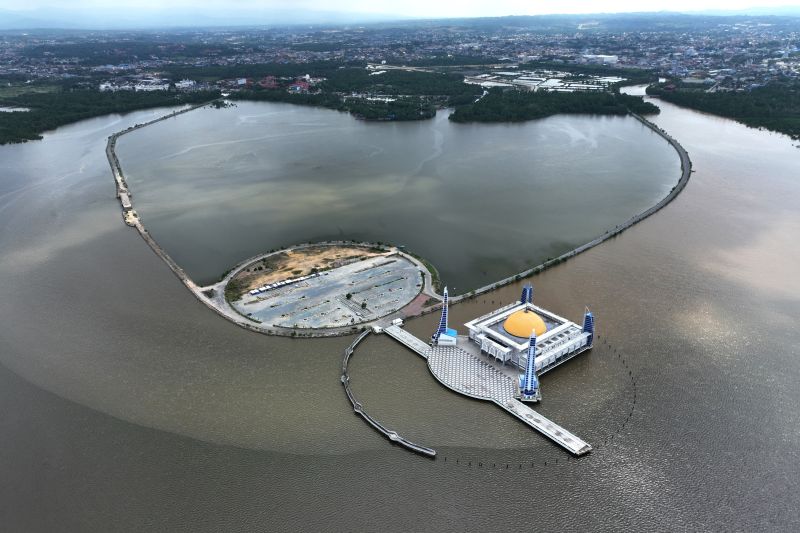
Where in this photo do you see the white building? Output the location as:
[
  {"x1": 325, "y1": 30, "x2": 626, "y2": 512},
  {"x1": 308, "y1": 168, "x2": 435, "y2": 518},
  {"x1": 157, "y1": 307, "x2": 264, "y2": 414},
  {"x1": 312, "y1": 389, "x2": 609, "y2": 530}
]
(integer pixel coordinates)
[
  {"x1": 175, "y1": 79, "x2": 196, "y2": 90},
  {"x1": 582, "y1": 54, "x2": 619, "y2": 64},
  {"x1": 464, "y1": 287, "x2": 593, "y2": 374}
]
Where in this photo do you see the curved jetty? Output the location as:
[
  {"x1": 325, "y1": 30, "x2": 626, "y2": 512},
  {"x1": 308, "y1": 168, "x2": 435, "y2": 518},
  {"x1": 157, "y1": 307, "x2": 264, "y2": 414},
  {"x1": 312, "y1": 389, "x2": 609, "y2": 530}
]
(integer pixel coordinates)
[
  {"x1": 447, "y1": 110, "x2": 693, "y2": 304},
  {"x1": 341, "y1": 331, "x2": 436, "y2": 457}
]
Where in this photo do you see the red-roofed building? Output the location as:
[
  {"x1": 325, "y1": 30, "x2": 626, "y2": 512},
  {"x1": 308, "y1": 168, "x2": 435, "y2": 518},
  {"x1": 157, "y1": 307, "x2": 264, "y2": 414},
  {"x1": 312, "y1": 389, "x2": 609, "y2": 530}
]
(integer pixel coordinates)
[{"x1": 288, "y1": 80, "x2": 311, "y2": 93}]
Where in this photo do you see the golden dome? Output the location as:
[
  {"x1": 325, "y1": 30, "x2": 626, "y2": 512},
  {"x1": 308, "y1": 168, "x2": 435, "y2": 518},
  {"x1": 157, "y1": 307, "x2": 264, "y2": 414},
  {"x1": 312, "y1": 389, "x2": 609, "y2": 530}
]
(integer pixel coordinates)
[{"x1": 503, "y1": 309, "x2": 547, "y2": 338}]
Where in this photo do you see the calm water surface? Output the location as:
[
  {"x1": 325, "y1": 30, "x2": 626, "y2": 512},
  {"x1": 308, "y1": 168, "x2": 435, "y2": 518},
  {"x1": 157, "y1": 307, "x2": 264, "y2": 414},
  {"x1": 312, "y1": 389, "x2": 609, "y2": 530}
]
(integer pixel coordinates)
[
  {"x1": 0, "y1": 92, "x2": 798, "y2": 530},
  {"x1": 116, "y1": 103, "x2": 679, "y2": 288}
]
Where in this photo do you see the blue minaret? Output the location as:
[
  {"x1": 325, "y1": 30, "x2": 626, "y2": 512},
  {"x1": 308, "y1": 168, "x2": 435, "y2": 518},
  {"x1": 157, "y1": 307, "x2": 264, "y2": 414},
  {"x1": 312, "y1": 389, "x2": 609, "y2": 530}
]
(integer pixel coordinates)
[
  {"x1": 431, "y1": 287, "x2": 449, "y2": 343},
  {"x1": 582, "y1": 308, "x2": 595, "y2": 346},
  {"x1": 520, "y1": 332, "x2": 539, "y2": 399},
  {"x1": 520, "y1": 283, "x2": 533, "y2": 305}
]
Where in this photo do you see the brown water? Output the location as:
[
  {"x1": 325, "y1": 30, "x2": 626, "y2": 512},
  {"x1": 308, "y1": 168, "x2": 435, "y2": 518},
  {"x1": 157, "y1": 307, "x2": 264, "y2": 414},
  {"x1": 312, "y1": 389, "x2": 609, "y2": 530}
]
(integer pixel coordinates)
[{"x1": 0, "y1": 92, "x2": 798, "y2": 530}]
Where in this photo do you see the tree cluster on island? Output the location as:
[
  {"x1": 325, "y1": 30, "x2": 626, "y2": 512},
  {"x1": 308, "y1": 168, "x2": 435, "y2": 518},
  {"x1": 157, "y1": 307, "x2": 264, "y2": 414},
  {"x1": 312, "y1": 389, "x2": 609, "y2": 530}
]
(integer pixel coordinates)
[
  {"x1": 448, "y1": 87, "x2": 660, "y2": 123},
  {"x1": 228, "y1": 88, "x2": 436, "y2": 122}
]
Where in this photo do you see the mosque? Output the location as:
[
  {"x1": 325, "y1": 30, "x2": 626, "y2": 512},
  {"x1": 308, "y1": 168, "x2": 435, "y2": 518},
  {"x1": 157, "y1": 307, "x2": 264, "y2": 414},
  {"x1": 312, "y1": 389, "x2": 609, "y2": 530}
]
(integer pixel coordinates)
[{"x1": 432, "y1": 283, "x2": 594, "y2": 402}]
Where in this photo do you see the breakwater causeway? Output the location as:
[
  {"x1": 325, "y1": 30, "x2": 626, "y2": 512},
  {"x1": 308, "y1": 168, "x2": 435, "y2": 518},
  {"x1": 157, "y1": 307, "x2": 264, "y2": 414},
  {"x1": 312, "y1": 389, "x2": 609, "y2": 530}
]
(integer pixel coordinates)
[
  {"x1": 106, "y1": 107, "x2": 208, "y2": 303},
  {"x1": 446, "y1": 111, "x2": 692, "y2": 305},
  {"x1": 106, "y1": 103, "x2": 692, "y2": 332}
]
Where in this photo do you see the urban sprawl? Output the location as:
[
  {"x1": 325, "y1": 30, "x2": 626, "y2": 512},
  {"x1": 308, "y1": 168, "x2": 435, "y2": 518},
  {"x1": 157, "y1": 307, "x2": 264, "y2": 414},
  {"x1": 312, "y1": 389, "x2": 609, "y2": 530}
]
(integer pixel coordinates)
[{"x1": 2, "y1": 15, "x2": 798, "y2": 95}]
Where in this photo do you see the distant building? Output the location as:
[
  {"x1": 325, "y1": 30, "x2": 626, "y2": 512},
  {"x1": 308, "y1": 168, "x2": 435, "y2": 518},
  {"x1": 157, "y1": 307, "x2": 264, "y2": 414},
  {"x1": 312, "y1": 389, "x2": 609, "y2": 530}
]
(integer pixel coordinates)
[
  {"x1": 175, "y1": 79, "x2": 196, "y2": 90},
  {"x1": 582, "y1": 54, "x2": 619, "y2": 65},
  {"x1": 133, "y1": 78, "x2": 169, "y2": 91}
]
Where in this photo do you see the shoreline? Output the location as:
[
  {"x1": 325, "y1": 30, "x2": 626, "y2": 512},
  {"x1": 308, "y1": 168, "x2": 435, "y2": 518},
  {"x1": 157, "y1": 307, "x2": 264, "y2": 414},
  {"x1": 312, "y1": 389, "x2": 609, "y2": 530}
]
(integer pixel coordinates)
[
  {"x1": 201, "y1": 241, "x2": 439, "y2": 337},
  {"x1": 106, "y1": 102, "x2": 692, "y2": 337}
]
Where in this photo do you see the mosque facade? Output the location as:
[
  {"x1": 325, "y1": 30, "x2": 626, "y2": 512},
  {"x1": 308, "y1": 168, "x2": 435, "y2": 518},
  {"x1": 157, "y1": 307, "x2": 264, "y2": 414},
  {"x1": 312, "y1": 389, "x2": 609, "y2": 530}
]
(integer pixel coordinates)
[
  {"x1": 463, "y1": 284, "x2": 594, "y2": 375},
  {"x1": 429, "y1": 283, "x2": 594, "y2": 402}
]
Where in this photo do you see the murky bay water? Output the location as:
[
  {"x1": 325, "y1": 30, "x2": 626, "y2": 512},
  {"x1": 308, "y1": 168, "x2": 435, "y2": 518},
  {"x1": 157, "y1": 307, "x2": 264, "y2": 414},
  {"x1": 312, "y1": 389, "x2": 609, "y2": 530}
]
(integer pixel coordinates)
[
  {"x1": 0, "y1": 94, "x2": 798, "y2": 530},
  {"x1": 117, "y1": 103, "x2": 679, "y2": 288}
]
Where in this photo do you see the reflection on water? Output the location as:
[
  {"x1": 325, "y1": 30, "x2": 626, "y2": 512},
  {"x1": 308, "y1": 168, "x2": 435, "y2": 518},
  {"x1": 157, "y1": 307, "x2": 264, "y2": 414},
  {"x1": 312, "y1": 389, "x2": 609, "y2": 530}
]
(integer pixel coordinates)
[{"x1": 117, "y1": 103, "x2": 679, "y2": 288}]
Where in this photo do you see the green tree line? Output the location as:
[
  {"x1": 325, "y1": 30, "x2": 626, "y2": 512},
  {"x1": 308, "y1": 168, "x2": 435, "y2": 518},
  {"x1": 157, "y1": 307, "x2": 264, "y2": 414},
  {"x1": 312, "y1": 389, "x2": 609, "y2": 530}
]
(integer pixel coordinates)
[
  {"x1": 0, "y1": 89, "x2": 219, "y2": 144},
  {"x1": 166, "y1": 62, "x2": 480, "y2": 102},
  {"x1": 229, "y1": 89, "x2": 435, "y2": 121},
  {"x1": 449, "y1": 88, "x2": 659, "y2": 123}
]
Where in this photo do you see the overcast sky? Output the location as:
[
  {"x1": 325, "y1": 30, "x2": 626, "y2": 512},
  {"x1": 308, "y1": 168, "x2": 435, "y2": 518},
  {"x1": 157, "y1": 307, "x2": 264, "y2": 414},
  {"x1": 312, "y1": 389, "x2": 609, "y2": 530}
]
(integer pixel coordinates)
[
  {"x1": 1, "y1": 0, "x2": 798, "y2": 18},
  {"x1": 0, "y1": 0, "x2": 800, "y2": 26}
]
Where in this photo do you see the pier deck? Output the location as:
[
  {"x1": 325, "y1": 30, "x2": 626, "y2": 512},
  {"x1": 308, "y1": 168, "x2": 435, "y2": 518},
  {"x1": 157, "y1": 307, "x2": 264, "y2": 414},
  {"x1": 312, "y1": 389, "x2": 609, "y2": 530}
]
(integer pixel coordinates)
[
  {"x1": 384, "y1": 325, "x2": 432, "y2": 359},
  {"x1": 383, "y1": 326, "x2": 592, "y2": 456}
]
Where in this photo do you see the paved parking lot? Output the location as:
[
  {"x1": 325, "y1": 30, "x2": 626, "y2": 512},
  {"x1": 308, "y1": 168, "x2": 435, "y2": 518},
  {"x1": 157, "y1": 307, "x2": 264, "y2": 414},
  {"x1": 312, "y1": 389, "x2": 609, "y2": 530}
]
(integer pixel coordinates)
[{"x1": 231, "y1": 254, "x2": 423, "y2": 329}]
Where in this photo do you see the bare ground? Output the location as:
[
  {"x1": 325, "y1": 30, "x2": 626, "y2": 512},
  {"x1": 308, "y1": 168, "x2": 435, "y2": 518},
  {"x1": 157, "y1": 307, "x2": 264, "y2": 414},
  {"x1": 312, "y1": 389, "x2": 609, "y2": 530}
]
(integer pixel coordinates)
[{"x1": 229, "y1": 245, "x2": 385, "y2": 297}]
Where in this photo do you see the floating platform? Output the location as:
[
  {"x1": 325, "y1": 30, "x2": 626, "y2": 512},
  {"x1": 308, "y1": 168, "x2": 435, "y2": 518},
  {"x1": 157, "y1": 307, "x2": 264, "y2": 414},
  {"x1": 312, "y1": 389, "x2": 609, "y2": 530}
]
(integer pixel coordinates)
[{"x1": 383, "y1": 325, "x2": 592, "y2": 456}]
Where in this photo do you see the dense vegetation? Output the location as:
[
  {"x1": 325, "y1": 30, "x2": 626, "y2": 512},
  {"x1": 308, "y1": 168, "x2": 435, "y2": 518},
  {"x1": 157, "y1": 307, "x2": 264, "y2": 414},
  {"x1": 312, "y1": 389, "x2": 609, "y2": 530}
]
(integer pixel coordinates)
[
  {"x1": 647, "y1": 81, "x2": 800, "y2": 140},
  {"x1": 0, "y1": 60, "x2": 656, "y2": 143},
  {"x1": 168, "y1": 63, "x2": 480, "y2": 102},
  {"x1": 343, "y1": 97, "x2": 436, "y2": 121},
  {"x1": 224, "y1": 66, "x2": 476, "y2": 121},
  {"x1": 1, "y1": 58, "x2": 659, "y2": 143},
  {"x1": 0, "y1": 89, "x2": 219, "y2": 144},
  {"x1": 449, "y1": 88, "x2": 659, "y2": 123},
  {"x1": 230, "y1": 89, "x2": 435, "y2": 121}
]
